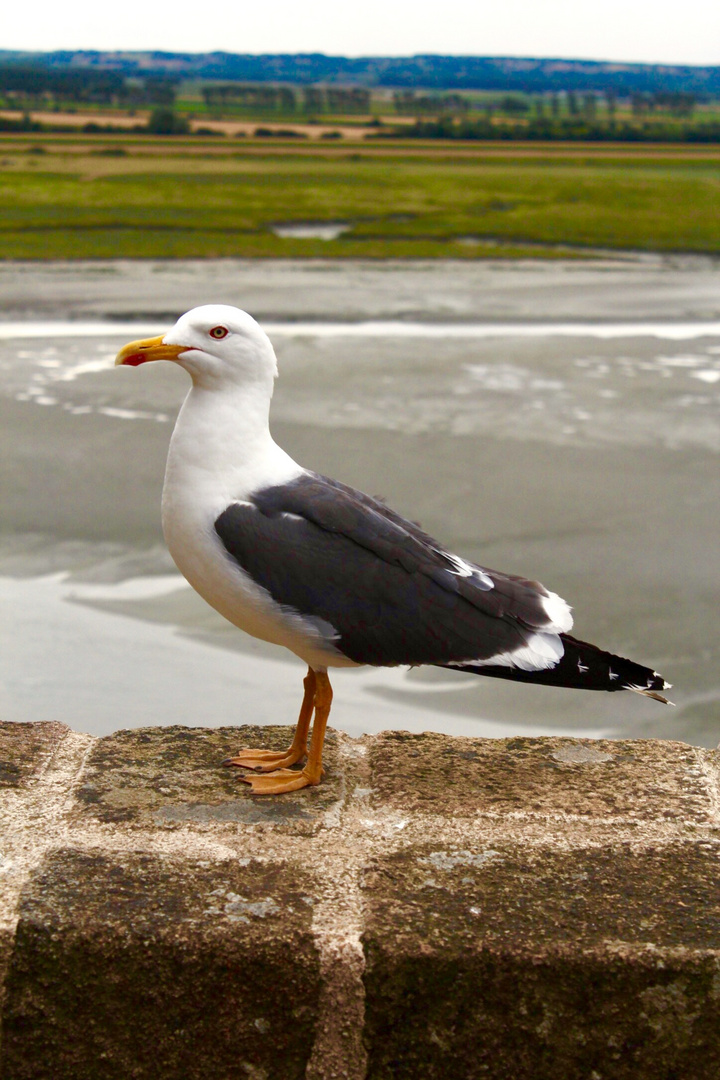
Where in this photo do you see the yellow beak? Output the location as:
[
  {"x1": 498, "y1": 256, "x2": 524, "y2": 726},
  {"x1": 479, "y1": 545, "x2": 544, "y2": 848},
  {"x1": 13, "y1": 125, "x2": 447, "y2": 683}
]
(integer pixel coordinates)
[{"x1": 115, "y1": 335, "x2": 188, "y2": 367}]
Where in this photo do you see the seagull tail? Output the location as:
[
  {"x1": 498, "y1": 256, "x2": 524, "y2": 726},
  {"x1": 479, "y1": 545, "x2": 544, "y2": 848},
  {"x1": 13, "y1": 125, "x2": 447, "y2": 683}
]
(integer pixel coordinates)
[{"x1": 445, "y1": 633, "x2": 673, "y2": 703}]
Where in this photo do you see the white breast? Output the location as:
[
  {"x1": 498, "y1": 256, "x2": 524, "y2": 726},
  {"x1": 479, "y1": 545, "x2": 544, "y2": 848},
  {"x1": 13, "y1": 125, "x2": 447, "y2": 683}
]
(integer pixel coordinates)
[{"x1": 160, "y1": 384, "x2": 357, "y2": 669}]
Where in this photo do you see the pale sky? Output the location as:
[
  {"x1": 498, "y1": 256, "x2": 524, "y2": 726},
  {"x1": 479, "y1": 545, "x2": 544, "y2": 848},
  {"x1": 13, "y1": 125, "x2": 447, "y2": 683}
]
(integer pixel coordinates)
[{"x1": 3, "y1": 0, "x2": 720, "y2": 67}]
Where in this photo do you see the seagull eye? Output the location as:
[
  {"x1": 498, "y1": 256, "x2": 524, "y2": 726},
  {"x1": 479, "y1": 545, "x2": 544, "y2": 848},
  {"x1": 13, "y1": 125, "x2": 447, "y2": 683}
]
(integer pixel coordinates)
[{"x1": 209, "y1": 326, "x2": 228, "y2": 339}]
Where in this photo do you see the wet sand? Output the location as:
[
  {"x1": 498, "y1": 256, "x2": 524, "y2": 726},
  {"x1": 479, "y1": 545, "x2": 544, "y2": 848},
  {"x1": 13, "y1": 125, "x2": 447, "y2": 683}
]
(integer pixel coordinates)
[
  {"x1": 3, "y1": 256, "x2": 720, "y2": 324},
  {"x1": 1, "y1": 260, "x2": 719, "y2": 745}
]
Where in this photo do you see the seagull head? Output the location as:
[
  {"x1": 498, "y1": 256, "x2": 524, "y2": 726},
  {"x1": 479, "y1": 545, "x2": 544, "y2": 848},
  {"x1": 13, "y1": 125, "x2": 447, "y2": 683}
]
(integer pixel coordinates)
[{"x1": 115, "y1": 304, "x2": 278, "y2": 389}]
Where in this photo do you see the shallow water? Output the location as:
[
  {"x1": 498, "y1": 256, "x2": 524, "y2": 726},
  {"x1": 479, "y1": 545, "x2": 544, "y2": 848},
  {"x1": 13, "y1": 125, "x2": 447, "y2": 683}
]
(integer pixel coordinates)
[
  {"x1": 3, "y1": 318, "x2": 720, "y2": 450},
  {"x1": 1, "y1": 261, "x2": 718, "y2": 746}
]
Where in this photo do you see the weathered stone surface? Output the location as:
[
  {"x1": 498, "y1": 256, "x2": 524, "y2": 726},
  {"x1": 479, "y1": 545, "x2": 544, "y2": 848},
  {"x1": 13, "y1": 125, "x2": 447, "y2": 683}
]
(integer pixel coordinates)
[
  {"x1": 1, "y1": 720, "x2": 719, "y2": 1079},
  {"x1": 76, "y1": 725, "x2": 346, "y2": 831},
  {"x1": 0, "y1": 722, "x2": 73, "y2": 1041},
  {"x1": 1, "y1": 848, "x2": 320, "y2": 1080},
  {"x1": 362, "y1": 841, "x2": 720, "y2": 1079},
  {"x1": 0, "y1": 722, "x2": 68, "y2": 789},
  {"x1": 368, "y1": 731, "x2": 714, "y2": 821}
]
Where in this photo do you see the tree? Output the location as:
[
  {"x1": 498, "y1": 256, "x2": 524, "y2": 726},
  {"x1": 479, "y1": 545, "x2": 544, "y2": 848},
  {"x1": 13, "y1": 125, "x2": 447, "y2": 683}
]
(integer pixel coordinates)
[
  {"x1": 145, "y1": 77, "x2": 176, "y2": 105},
  {"x1": 278, "y1": 87, "x2": 296, "y2": 113},
  {"x1": 499, "y1": 95, "x2": 529, "y2": 115},
  {"x1": 326, "y1": 87, "x2": 371, "y2": 114},
  {"x1": 631, "y1": 93, "x2": 650, "y2": 116},
  {"x1": 653, "y1": 91, "x2": 696, "y2": 117},
  {"x1": 303, "y1": 86, "x2": 325, "y2": 114},
  {"x1": 146, "y1": 108, "x2": 189, "y2": 134}
]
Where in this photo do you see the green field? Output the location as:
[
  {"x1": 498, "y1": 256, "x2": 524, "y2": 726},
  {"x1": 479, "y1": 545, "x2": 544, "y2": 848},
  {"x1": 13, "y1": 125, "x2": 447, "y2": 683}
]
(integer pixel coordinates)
[{"x1": 2, "y1": 136, "x2": 720, "y2": 258}]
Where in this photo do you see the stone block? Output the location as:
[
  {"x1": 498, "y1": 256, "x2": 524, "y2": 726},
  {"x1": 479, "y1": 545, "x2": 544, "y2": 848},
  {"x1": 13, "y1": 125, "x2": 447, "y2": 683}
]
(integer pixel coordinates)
[
  {"x1": 75, "y1": 725, "x2": 346, "y2": 831},
  {"x1": 1, "y1": 722, "x2": 719, "y2": 1078},
  {"x1": 368, "y1": 732, "x2": 714, "y2": 822},
  {"x1": 362, "y1": 840, "x2": 720, "y2": 1079},
  {"x1": 1, "y1": 848, "x2": 321, "y2": 1080}
]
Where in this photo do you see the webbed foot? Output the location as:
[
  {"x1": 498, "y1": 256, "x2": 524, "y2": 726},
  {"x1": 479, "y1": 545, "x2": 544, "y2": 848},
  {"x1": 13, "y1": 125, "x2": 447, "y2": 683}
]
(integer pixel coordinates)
[
  {"x1": 223, "y1": 747, "x2": 306, "y2": 772},
  {"x1": 239, "y1": 767, "x2": 320, "y2": 795}
]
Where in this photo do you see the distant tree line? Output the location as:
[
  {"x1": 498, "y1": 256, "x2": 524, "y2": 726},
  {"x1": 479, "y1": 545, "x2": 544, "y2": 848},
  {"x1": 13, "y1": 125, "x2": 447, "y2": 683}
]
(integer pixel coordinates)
[
  {"x1": 324, "y1": 87, "x2": 370, "y2": 113},
  {"x1": 201, "y1": 83, "x2": 371, "y2": 114},
  {"x1": 0, "y1": 65, "x2": 124, "y2": 103},
  {"x1": 393, "y1": 91, "x2": 468, "y2": 114},
  {"x1": 387, "y1": 90, "x2": 699, "y2": 123},
  {"x1": 630, "y1": 91, "x2": 696, "y2": 117},
  {"x1": 0, "y1": 64, "x2": 178, "y2": 106},
  {"x1": 386, "y1": 116, "x2": 720, "y2": 143},
  {"x1": 120, "y1": 77, "x2": 177, "y2": 106},
  {"x1": 202, "y1": 84, "x2": 296, "y2": 112},
  {"x1": 9, "y1": 50, "x2": 720, "y2": 97}
]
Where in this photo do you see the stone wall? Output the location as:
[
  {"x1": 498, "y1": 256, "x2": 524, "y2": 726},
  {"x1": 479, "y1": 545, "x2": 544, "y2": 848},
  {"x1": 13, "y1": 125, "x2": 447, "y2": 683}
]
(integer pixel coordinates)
[{"x1": 0, "y1": 720, "x2": 719, "y2": 1078}]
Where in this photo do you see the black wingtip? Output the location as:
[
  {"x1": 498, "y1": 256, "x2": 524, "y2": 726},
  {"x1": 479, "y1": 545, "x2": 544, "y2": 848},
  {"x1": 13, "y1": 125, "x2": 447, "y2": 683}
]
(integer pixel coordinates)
[{"x1": 446, "y1": 635, "x2": 673, "y2": 703}]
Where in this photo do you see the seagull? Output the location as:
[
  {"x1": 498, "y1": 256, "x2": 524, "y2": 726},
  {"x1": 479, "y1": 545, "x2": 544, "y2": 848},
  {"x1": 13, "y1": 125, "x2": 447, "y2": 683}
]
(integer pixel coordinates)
[{"x1": 115, "y1": 304, "x2": 671, "y2": 795}]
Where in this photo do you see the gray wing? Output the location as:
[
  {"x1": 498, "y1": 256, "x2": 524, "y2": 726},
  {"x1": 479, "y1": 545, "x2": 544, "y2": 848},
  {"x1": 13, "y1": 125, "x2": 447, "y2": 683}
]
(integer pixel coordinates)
[{"x1": 214, "y1": 472, "x2": 564, "y2": 667}]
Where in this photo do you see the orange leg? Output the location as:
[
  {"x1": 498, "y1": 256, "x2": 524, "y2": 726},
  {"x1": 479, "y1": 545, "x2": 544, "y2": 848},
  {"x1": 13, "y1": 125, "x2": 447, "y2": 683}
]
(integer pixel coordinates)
[
  {"x1": 240, "y1": 670, "x2": 333, "y2": 795},
  {"x1": 223, "y1": 668, "x2": 316, "y2": 772}
]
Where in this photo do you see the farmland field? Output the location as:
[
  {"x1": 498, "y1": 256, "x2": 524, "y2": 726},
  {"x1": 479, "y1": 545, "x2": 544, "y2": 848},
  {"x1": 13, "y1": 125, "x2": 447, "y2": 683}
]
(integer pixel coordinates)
[{"x1": 1, "y1": 134, "x2": 720, "y2": 259}]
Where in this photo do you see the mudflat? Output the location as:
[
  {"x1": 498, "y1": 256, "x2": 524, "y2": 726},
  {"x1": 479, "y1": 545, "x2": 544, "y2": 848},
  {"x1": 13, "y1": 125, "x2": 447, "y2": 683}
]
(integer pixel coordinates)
[{"x1": 1, "y1": 260, "x2": 718, "y2": 744}]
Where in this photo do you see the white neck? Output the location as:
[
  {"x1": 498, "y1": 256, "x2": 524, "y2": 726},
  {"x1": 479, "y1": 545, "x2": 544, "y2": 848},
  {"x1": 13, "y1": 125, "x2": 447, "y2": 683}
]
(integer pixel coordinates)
[{"x1": 162, "y1": 379, "x2": 303, "y2": 521}]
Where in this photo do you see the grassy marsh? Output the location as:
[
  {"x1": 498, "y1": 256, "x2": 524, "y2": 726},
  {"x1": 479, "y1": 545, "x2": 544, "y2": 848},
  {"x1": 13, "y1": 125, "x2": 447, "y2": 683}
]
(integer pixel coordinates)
[{"x1": 1, "y1": 136, "x2": 720, "y2": 259}]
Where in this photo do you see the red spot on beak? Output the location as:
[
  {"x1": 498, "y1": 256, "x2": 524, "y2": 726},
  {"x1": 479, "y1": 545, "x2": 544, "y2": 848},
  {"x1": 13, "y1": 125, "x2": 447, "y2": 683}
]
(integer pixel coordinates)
[{"x1": 115, "y1": 336, "x2": 187, "y2": 367}]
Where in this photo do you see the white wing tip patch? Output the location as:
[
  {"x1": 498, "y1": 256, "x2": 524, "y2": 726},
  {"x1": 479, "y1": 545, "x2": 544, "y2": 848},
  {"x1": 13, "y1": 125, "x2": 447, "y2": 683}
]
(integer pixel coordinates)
[
  {"x1": 448, "y1": 630, "x2": 564, "y2": 674},
  {"x1": 540, "y1": 590, "x2": 573, "y2": 633}
]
